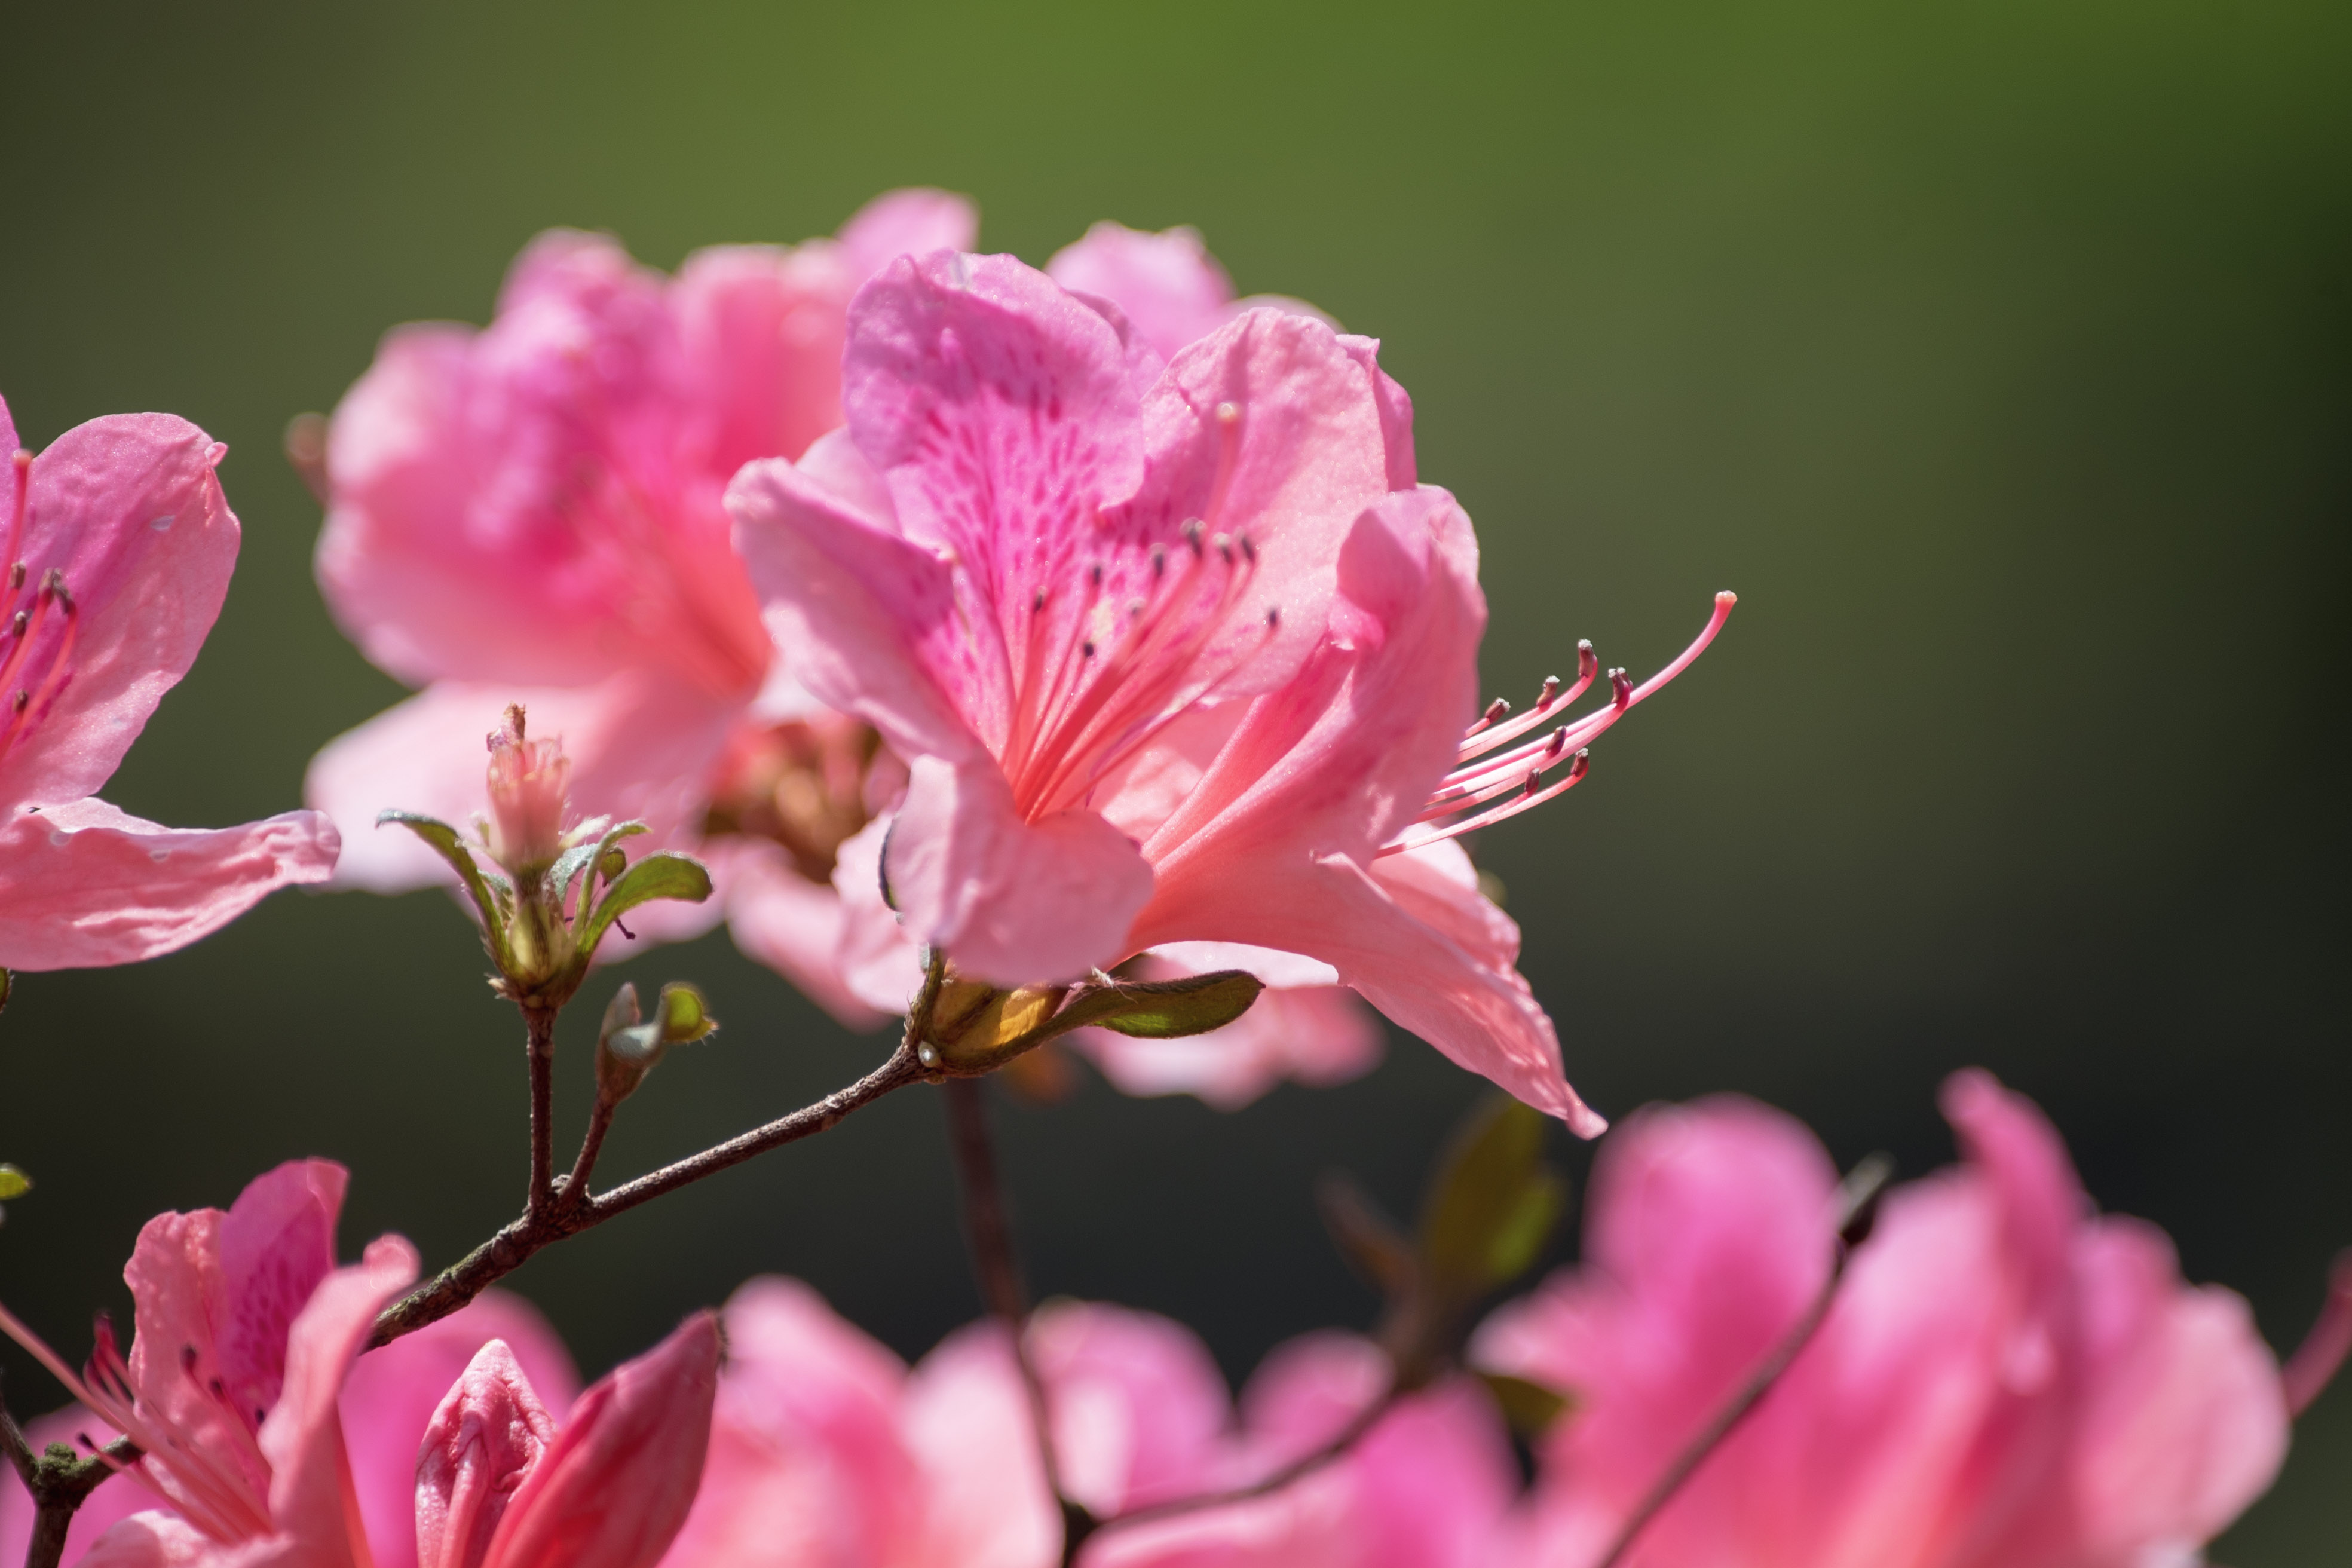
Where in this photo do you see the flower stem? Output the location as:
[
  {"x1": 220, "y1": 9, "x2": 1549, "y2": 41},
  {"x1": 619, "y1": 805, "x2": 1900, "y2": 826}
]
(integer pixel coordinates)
[
  {"x1": 939, "y1": 1076, "x2": 1091, "y2": 1559},
  {"x1": 367, "y1": 958, "x2": 954, "y2": 1352},
  {"x1": 524, "y1": 1004, "x2": 558, "y2": 1221}
]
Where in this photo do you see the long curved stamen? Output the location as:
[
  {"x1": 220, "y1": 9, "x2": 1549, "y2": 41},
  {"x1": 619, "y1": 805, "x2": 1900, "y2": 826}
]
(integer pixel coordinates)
[
  {"x1": 1383, "y1": 593, "x2": 1735, "y2": 857},
  {"x1": 0, "y1": 451, "x2": 30, "y2": 622}
]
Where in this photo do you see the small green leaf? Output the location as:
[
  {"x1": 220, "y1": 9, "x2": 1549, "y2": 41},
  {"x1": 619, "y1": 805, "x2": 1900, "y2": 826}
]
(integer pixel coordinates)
[
  {"x1": 1056, "y1": 970, "x2": 1264, "y2": 1040},
  {"x1": 555, "y1": 822, "x2": 649, "y2": 914},
  {"x1": 577, "y1": 852, "x2": 714, "y2": 951},
  {"x1": 1420, "y1": 1095, "x2": 1566, "y2": 1298},
  {"x1": 1478, "y1": 1371, "x2": 1572, "y2": 1436},
  {"x1": 655, "y1": 981, "x2": 717, "y2": 1045},
  {"x1": 378, "y1": 811, "x2": 509, "y2": 961},
  {"x1": 0, "y1": 1165, "x2": 30, "y2": 1201}
]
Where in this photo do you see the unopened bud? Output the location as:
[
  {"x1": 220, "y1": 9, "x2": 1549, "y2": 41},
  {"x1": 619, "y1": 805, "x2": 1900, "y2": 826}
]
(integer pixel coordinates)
[
  {"x1": 485, "y1": 704, "x2": 571, "y2": 874},
  {"x1": 596, "y1": 981, "x2": 718, "y2": 1103}
]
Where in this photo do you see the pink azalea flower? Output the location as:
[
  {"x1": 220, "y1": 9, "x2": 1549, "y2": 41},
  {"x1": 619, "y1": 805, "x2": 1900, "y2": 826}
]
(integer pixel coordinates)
[
  {"x1": 304, "y1": 190, "x2": 978, "y2": 1027},
  {"x1": 659, "y1": 1277, "x2": 1512, "y2": 1568},
  {"x1": 1473, "y1": 1070, "x2": 2298, "y2": 1568},
  {"x1": 727, "y1": 250, "x2": 1729, "y2": 1129},
  {"x1": 0, "y1": 1162, "x2": 577, "y2": 1568},
  {"x1": 0, "y1": 398, "x2": 339, "y2": 970},
  {"x1": 0, "y1": 1160, "x2": 713, "y2": 1568}
]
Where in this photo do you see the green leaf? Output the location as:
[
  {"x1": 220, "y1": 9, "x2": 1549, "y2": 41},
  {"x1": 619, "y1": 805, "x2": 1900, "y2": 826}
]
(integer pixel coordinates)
[
  {"x1": 1053, "y1": 970, "x2": 1264, "y2": 1040},
  {"x1": 1478, "y1": 1371, "x2": 1572, "y2": 1436},
  {"x1": 1420, "y1": 1095, "x2": 1566, "y2": 1297},
  {"x1": 577, "y1": 852, "x2": 714, "y2": 952},
  {"x1": 654, "y1": 981, "x2": 718, "y2": 1045},
  {"x1": 554, "y1": 821, "x2": 648, "y2": 914},
  {"x1": 0, "y1": 1165, "x2": 29, "y2": 1201},
  {"x1": 377, "y1": 811, "x2": 509, "y2": 959}
]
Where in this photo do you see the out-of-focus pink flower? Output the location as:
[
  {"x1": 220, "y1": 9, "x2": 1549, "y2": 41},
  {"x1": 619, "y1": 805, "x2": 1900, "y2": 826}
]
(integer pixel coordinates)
[
  {"x1": 729, "y1": 250, "x2": 1728, "y2": 1129},
  {"x1": 0, "y1": 1163, "x2": 578, "y2": 1568},
  {"x1": 0, "y1": 399, "x2": 339, "y2": 970},
  {"x1": 304, "y1": 191, "x2": 975, "y2": 1027},
  {"x1": 661, "y1": 1278, "x2": 1511, "y2": 1568},
  {"x1": 1474, "y1": 1071, "x2": 2295, "y2": 1568}
]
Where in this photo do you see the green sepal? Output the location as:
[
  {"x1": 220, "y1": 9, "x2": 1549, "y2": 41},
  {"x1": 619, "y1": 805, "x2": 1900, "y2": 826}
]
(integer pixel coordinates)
[
  {"x1": 1054, "y1": 970, "x2": 1264, "y2": 1039},
  {"x1": 1420, "y1": 1095, "x2": 1566, "y2": 1298},
  {"x1": 576, "y1": 851, "x2": 714, "y2": 952},
  {"x1": 553, "y1": 821, "x2": 648, "y2": 915},
  {"x1": 1478, "y1": 1371, "x2": 1572, "y2": 1436},
  {"x1": 654, "y1": 982, "x2": 718, "y2": 1045},
  {"x1": 0, "y1": 1165, "x2": 29, "y2": 1201},
  {"x1": 377, "y1": 811, "x2": 511, "y2": 964}
]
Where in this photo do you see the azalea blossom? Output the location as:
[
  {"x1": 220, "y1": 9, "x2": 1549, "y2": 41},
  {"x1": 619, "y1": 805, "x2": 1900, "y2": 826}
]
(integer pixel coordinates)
[
  {"x1": 1473, "y1": 1070, "x2": 2313, "y2": 1568},
  {"x1": 304, "y1": 189, "x2": 978, "y2": 1027},
  {"x1": 0, "y1": 1159, "x2": 713, "y2": 1568},
  {"x1": 658, "y1": 1276, "x2": 1512, "y2": 1568},
  {"x1": 0, "y1": 1161, "x2": 578, "y2": 1567},
  {"x1": 728, "y1": 249, "x2": 1729, "y2": 1129},
  {"x1": 0, "y1": 396, "x2": 339, "y2": 971}
]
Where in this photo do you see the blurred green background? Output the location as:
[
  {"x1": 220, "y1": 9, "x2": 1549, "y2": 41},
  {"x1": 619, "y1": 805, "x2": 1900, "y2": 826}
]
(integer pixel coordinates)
[{"x1": 2, "y1": 0, "x2": 2345, "y2": 1555}]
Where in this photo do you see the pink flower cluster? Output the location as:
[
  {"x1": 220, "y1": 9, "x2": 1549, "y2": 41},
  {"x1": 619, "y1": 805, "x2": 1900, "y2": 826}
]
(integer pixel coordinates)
[
  {"x1": 1, "y1": 1162, "x2": 714, "y2": 1568},
  {"x1": 302, "y1": 194, "x2": 1730, "y2": 1128},
  {"x1": 14, "y1": 1072, "x2": 2316, "y2": 1568}
]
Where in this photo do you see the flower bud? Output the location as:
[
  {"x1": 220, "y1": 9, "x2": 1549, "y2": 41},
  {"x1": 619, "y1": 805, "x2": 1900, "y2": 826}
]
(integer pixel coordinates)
[
  {"x1": 596, "y1": 981, "x2": 718, "y2": 1104},
  {"x1": 485, "y1": 705, "x2": 571, "y2": 874}
]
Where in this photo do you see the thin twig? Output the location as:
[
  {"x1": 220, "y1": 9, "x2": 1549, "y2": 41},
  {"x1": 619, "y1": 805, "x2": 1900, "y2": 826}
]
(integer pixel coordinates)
[
  {"x1": 1590, "y1": 1155, "x2": 1893, "y2": 1568},
  {"x1": 0, "y1": 1380, "x2": 35, "y2": 1488},
  {"x1": 1088, "y1": 1379, "x2": 1402, "y2": 1541},
  {"x1": 367, "y1": 1040, "x2": 927, "y2": 1348},
  {"x1": 524, "y1": 1006, "x2": 558, "y2": 1219},
  {"x1": 941, "y1": 1077, "x2": 1089, "y2": 1559},
  {"x1": 556, "y1": 1094, "x2": 618, "y2": 1217}
]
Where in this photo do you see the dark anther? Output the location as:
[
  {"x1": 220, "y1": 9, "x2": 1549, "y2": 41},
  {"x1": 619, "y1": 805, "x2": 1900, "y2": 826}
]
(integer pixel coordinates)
[
  {"x1": 6, "y1": 562, "x2": 21, "y2": 590},
  {"x1": 1524, "y1": 768, "x2": 1543, "y2": 796},
  {"x1": 1080, "y1": 641, "x2": 1096, "y2": 658},
  {"x1": 10, "y1": 611, "x2": 25, "y2": 638},
  {"x1": 1150, "y1": 545, "x2": 1166, "y2": 577},
  {"x1": 1537, "y1": 675, "x2": 1560, "y2": 705},
  {"x1": 1089, "y1": 562, "x2": 1104, "y2": 587},
  {"x1": 1482, "y1": 697, "x2": 1511, "y2": 725},
  {"x1": 1239, "y1": 535, "x2": 1258, "y2": 563},
  {"x1": 1264, "y1": 606, "x2": 1281, "y2": 629},
  {"x1": 1031, "y1": 588, "x2": 1046, "y2": 612},
  {"x1": 1608, "y1": 668, "x2": 1632, "y2": 706}
]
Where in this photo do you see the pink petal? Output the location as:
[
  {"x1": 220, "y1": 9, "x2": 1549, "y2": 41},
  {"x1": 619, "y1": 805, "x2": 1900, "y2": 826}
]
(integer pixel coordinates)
[
  {"x1": 671, "y1": 243, "x2": 856, "y2": 476},
  {"x1": 260, "y1": 1236, "x2": 423, "y2": 1566},
  {"x1": 827, "y1": 814, "x2": 926, "y2": 1015},
  {"x1": 1027, "y1": 1301, "x2": 1233, "y2": 1516},
  {"x1": 341, "y1": 1293, "x2": 580, "y2": 1568},
  {"x1": 0, "y1": 797, "x2": 338, "y2": 971},
  {"x1": 305, "y1": 676, "x2": 737, "y2": 894},
  {"x1": 75, "y1": 1512, "x2": 239, "y2": 1568},
  {"x1": 0, "y1": 413, "x2": 238, "y2": 814},
  {"x1": 726, "y1": 443, "x2": 988, "y2": 768},
  {"x1": 2063, "y1": 1220, "x2": 2288, "y2": 1563},
  {"x1": 883, "y1": 754, "x2": 1153, "y2": 986},
  {"x1": 318, "y1": 235, "x2": 768, "y2": 702},
  {"x1": 659, "y1": 1279, "x2": 918, "y2": 1568},
  {"x1": 899, "y1": 1322, "x2": 1058, "y2": 1568},
  {"x1": 479, "y1": 1313, "x2": 719, "y2": 1568},
  {"x1": 841, "y1": 251, "x2": 1149, "y2": 757},
  {"x1": 1045, "y1": 223, "x2": 1236, "y2": 365},
  {"x1": 118, "y1": 1159, "x2": 346, "y2": 1516},
  {"x1": 716, "y1": 838, "x2": 890, "y2": 1030},
  {"x1": 414, "y1": 1340, "x2": 559, "y2": 1568},
  {"x1": 835, "y1": 189, "x2": 979, "y2": 283}
]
